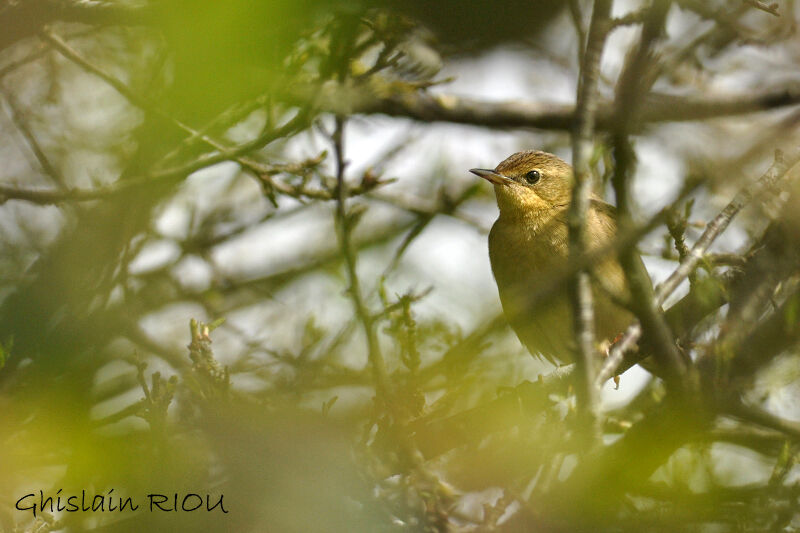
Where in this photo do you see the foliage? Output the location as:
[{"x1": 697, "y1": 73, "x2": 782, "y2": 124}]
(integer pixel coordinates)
[{"x1": 1, "y1": 1, "x2": 800, "y2": 531}]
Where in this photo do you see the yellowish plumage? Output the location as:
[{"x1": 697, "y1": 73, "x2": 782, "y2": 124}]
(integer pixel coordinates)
[{"x1": 472, "y1": 151, "x2": 646, "y2": 365}]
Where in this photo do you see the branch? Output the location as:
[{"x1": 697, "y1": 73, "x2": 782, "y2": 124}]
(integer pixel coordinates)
[
  {"x1": 550, "y1": 392, "x2": 713, "y2": 525},
  {"x1": 567, "y1": 0, "x2": 587, "y2": 67},
  {"x1": 568, "y1": 0, "x2": 613, "y2": 444},
  {"x1": 379, "y1": 183, "x2": 482, "y2": 277},
  {"x1": 0, "y1": 111, "x2": 308, "y2": 205},
  {"x1": 0, "y1": 0, "x2": 152, "y2": 53},
  {"x1": 723, "y1": 400, "x2": 800, "y2": 442},
  {"x1": 609, "y1": 7, "x2": 650, "y2": 28},
  {"x1": 40, "y1": 28, "x2": 233, "y2": 150},
  {"x1": 610, "y1": 1, "x2": 689, "y2": 390},
  {"x1": 329, "y1": 116, "x2": 448, "y2": 521},
  {"x1": 340, "y1": 83, "x2": 800, "y2": 132},
  {"x1": 0, "y1": 40, "x2": 49, "y2": 79},
  {"x1": 742, "y1": 0, "x2": 781, "y2": 17},
  {"x1": 40, "y1": 29, "x2": 372, "y2": 204},
  {"x1": 731, "y1": 285, "x2": 800, "y2": 380},
  {"x1": 0, "y1": 182, "x2": 107, "y2": 205},
  {"x1": 331, "y1": 117, "x2": 391, "y2": 404},
  {"x1": 0, "y1": 87, "x2": 67, "y2": 188}
]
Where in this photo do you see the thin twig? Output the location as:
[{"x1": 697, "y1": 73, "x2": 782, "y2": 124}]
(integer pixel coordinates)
[
  {"x1": 330, "y1": 117, "x2": 449, "y2": 524},
  {"x1": 724, "y1": 400, "x2": 800, "y2": 442},
  {"x1": 39, "y1": 28, "x2": 322, "y2": 200},
  {"x1": 567, "y1": 0, "x2": 587, "y2": 67},
  {"x1": 0, "y1": 41, "x2": 50, "y2": 79},
  {"x1": 331, "y1": 117, "x2": 391, "y2": 403},
  {"x1": 0, "y1": 26, "x2": 104, "y2": 80},
  {"x1": 0, "y1": 87, "x2": 68, "y2": 189},
  {"x1": 371, "y1": 288, "x2": 433, "y2": 322},
  {"x1": 41, "y1": 27, "x2": 243, "y2": 156},
  {"x1": 596, "y1": 322, "x2": 642, "y2": 387},
  {"x1": 655, "y1": 151, "x2": 792, "y2": 307},
  {"x1": 157, "y1": 94, "x2": 271, "y2": 167},
  {"x1": 38, "y1": 28, "x2": 397, "y2": 205},
  {"x1": 666, "y1": 203, "x2": 696, "y2": 287},
  {"x1": 609, "y1": 7, "x2": 650, "y2": 28},
  {"x1": 0, "y1": 112, "x2": 308, "y2": 205},
  {"x1": 742, "y1": 0, "x2": 781, "y2": 16},
  {"x1": 380, "y1": 183, "x2": 481, "y2": 277}
]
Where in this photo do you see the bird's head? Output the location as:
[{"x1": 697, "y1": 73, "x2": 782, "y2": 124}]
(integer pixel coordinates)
[{"x1": 470, "y1": 150, "x2": 574, "y2": 220}]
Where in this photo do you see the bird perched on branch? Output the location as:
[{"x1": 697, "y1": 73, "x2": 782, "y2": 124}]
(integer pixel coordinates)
[{"x1": 471, "y1": 151, "x2": 651, "y2": 366}]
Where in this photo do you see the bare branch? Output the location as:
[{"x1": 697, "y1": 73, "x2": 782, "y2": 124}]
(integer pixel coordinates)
[
  {"x1": 336, "y1": 83, "x2": 800, "y2": 132},
  {"x1": 0, "y1": 182, "x2": 107, "y2": 205},
  {"x1": 568, "y1": 0, "x2": 613, "y2": 444},
  {"x1": 610, "y1": 1, "x2": 689, "y2": 390}
]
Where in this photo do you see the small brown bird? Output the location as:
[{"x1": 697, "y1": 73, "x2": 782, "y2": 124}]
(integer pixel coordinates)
[{"x1": 471, "y1": 150, "x2": 648, "y2": 366}]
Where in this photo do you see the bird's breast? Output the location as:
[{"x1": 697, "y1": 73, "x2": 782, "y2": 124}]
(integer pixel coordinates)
[
  {"x1": 488, "y1": 214, "x2": 569, "y2": 292},
  {"x1": 487, "y1": 214, "x2": 634, "y2": 365},
  {"x1": 488, "y1": 216, "x2": 573, "y2": 364}
]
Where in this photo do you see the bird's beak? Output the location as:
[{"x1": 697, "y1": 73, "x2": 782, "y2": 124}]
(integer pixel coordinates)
[{"x1": 470, "y1": 168, "x2": 512, "y2": 186}]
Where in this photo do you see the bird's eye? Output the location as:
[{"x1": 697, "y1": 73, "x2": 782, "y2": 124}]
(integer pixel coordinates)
[{"x1": 524, "y1": 170, "x2": 540, "y2": 184}]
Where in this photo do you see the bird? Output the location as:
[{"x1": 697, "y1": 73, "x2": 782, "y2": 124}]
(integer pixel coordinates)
[{"x1": 470, "y1": 150, "x2": 650, "y2": 366}]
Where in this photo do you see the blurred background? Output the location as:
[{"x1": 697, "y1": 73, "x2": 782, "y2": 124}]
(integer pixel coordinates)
[{"x1": 1, "y1": 0, "x2": 799, "y2": 531}]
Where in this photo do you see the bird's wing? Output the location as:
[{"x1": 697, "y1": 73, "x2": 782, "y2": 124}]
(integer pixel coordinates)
[
  {"x1": 589, "y1": 197, "x2": 617, "y2": 225},
  {"x1": 589, "y1": 197, "x2": 656, "y2": 304}
]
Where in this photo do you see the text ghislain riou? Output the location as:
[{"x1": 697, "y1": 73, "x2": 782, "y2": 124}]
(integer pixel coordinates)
[{"x1": 16, "y1": 490, "x2": 228, "y2": 518}]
